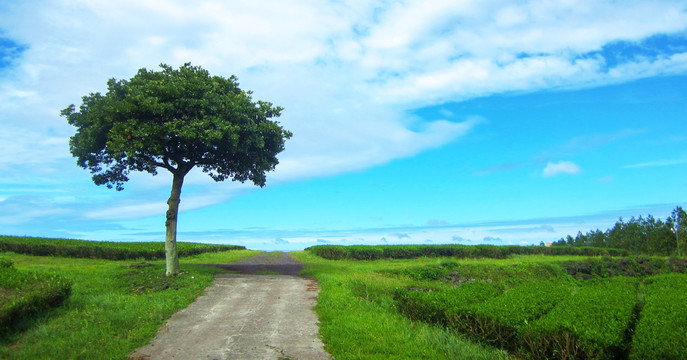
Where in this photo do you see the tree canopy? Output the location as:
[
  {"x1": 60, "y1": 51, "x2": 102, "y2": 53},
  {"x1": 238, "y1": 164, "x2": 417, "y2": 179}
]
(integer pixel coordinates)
[
  {"x1": 62, "y1": 63, "x2": 292, "y2": 275},
  {"x1": 552, "y1": 206, "x2": 686, "y2": 256}
]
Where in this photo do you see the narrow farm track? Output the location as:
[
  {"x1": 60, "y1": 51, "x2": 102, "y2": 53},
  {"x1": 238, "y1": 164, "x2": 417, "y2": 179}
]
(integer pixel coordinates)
[{"x1": 129, "y1": 253, "x2": 331, "y2": 360}]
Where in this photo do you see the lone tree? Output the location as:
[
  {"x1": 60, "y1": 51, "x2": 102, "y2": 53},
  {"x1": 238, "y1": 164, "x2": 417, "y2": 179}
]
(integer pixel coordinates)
[{"x1": 62, "y1": 63, "x2": 292, "y2": 276}]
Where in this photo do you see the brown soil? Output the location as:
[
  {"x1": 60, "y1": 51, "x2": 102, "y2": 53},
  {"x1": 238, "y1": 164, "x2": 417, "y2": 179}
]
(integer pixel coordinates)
[{"x1": 129, "y1": 252, "x2": 331, "y2": 360}]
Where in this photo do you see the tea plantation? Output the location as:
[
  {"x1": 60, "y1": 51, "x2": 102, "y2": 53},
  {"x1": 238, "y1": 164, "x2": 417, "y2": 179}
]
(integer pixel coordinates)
[{"x1": 306, "y1": 245, "x2": 687, "y2": 360}]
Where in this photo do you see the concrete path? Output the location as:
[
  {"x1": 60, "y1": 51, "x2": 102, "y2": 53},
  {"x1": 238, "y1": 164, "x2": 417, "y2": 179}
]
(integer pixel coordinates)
[{"x1": 129, "y1": 253, "x2": 331, "y2": 360}]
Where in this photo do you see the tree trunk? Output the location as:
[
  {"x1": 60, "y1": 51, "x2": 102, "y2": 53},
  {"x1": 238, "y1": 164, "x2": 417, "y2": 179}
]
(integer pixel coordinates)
[{"x1": 165, "y1": 173, "x2": 184, "y2": 276}]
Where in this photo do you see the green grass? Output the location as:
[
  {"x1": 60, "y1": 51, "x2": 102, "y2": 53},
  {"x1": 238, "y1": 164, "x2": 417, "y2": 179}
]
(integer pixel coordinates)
[
  {"x1": 0, "y1": 249, "x2": 260, "y2": 360},
  {"x1": 292, "y1": 251, "x2": 511, "y2": 359}
]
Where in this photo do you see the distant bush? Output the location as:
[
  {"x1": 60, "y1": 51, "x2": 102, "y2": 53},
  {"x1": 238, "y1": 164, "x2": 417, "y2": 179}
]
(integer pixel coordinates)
[
  {"x1": 560, "y1": 256, "x2": 687, "y2": 279},
  {"x1": 0, "y1": 236, "x2": 245, "y2": 260},
  {"x1": 630, "y1": 273, "x2": 687, "y2": 359},
  {"x1": 306, "y1": 244, "x2": 627, "y2": 260},
  {"x1": 0, "y1": 262, "x2": 72, "y2": 331}
]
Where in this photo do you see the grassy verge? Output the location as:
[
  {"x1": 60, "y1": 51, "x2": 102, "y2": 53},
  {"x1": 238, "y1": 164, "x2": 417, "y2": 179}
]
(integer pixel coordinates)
[
  {"x1": 0, "y1": 249, "x2": 260, "y2": 360},
  {"x1": 292, "y1": 251, "x2": 511, "y2": 359}
]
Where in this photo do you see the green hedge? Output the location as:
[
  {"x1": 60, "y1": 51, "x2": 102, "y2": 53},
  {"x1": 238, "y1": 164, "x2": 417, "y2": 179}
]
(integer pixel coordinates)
[
  {"x1": 463, "y1": 279, "x2": 573, "y2": 349},
  {"x1": 0, "y1": 236, "x2": 245, "y2": 260},
  {"x1": 630, "y1": 273, "x2": 687, "y2": 359},
  {"x1": 395, "y1": 281, "x2": 501, "y2": 326},
  {"x1": 522, "y1": 276, "x2": 639, "y2": 360},
  {"x1": 396, "y1": 278, "x2": 574, "y2": 352},
  {"x1": 0, "y1": 262, "x2": 72, "y2": 331},
  {"x1": 561, "y1": 256, "x2": 687, "y2": 280},
  {"x1": 306, "y1": 244, "x2": 628, "y2": 260}
]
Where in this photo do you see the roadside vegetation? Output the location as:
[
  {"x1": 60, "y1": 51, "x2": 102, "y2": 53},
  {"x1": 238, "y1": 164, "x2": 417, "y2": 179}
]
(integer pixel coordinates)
[
  {"x1": 295, "y1": 247, "x2": 687, "y2": 360},
  {"x1": 0, "y1": 237, "x2": 258, "y2": 360},
  {"x1": 0, "y1": 235, "x2": 244, "y2": 261}
]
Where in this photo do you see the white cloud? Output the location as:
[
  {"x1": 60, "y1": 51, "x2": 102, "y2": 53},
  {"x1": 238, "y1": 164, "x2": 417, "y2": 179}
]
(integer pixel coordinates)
[
  {"x1": 543, "y1": 161, "x2": 581, "y2": 177},
  {"x1": 0, "y1": 0, "x2": 686, "y2": 228}
]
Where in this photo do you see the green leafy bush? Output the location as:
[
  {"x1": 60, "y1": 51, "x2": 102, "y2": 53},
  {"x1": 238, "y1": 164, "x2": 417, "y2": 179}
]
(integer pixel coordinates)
[
  {"x1": 0, "y1": 235, "x2": 244, "y2": 260},
  {"x1": 0, "y1": 257, "x2": 12, "y2": 268},
  {"x1": 395, "y1": 281, "x2": 501, "y2": 327},
  {"x1": 463, "y1": 279, "x2": 573, "y2": 349},
  {"x1": 630, "y1": 273, "x2": 687, "y2": 359},
  {"x1": 306, "y1": 244, "x2": 627, "y2": 260},
  {"x1": 522, "y1": 276, "x2": 639, "y2": 359},
  {"x1": 0, "y1": 263, "x2": 72, "y2": 331},
  {"x1": 560, "y1": 256, "x2": 685, "y2": 279}
]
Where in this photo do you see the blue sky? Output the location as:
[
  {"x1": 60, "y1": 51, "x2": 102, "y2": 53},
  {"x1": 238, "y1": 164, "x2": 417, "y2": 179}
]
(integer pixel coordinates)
[{"x1": 0, "y1": 1, "x2": 686, "y2": 250}]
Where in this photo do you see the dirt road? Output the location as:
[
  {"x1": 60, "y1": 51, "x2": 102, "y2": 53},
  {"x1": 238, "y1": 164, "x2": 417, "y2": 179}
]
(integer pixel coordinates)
[{"x1": 129, "y1": 253, "x2": 331, "y2": 360}]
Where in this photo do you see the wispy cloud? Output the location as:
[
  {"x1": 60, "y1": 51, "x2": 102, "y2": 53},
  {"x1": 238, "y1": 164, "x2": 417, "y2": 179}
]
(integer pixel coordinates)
[
  {"x1": 543, "y1": 161, "x2": 581, "y2": 177},
  {"x1": 623, "y1": 158, "x2": 687, "y2": 168},
  {"x1": 536, "y1": 129, "x2": 644, "y2": 161}
]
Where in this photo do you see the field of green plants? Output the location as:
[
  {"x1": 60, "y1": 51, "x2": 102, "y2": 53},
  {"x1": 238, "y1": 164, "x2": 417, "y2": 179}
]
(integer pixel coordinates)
[
  {"x1": 295, "y1": 246, "x2": 687, "y2": 360},
  {"x1": 0, "y1": 236, "x2": 258, "y2": 359},
  {"x1": 0, "y1": 235, "x2": 245, "y2": 260},
  {"x1": 3, "y1": 238, "x2": 687, "y2": 359}
]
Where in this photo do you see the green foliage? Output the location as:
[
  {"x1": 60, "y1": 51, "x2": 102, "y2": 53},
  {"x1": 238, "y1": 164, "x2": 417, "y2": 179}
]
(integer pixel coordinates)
[
  {"x1": 466, "y1": 279, "x2": 573, "y2": 348},
  {"x1": 0, "y1": 235, "x2": 245, "y2": 260},
  {"x1": 61, "y1": 63, "x2": 291, "y2": 190},
  {"x1": 395, "y1": 281, "x2": 501, "y2": 327},
  {"x1": 630, "y1": 273, "x2": 687, "y2": 359},
  {"x1": 0, "y1": 262, "x2": 71, "y2": 332},
  {"x1": 560, "y1": 256, "x2": 686, "y2": 279},
  {"x1": 306, "y1": 244, "x2": 626, "y2": 260},
  {"x1": 553, "y1": 206, "x2": 687, "y2": 256},
  {"x1": 523, "y1": 276, "x2": 639, "y2": 359}
]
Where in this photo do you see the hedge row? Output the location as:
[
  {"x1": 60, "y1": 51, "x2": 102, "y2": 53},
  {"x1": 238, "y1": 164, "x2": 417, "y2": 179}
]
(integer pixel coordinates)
[
  {"x1": 523, "y1": 276, "x2": 639, "y2": 359},
  {"x1": 0, "y1": 259, "x2": 72, "y2": 331},
  {"x1": 466, "y1": 279, "x2": 573, "y2": 349},
  {"x1": 0, "y1": 236, "x2": 245, "y2": 260},
  {"x1": 396, "y1": 277, "x2": 641, "y2": 359},
  {"x1": 306, "y1": 244, "x2": 628, "y2": 260},
  {"x1": 561, "y1": 257, "x2": 687, "y2": 280},
  {"x1": 630, "y1": 273, "x2": 687, "y2": 359},
  {"x1": 395, "y1": 281, "x2": 501, "y2": 326}
]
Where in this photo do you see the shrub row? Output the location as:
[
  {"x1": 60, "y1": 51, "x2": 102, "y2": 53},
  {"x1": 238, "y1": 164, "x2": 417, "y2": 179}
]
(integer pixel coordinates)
[
  {"x1": 0, "y1": 236, "x2": 245, "y2": 260},
  {"x1": 396, "y1": 279, "x2": 573, "y2": 353},
  {"x1": 395, "y1": 281, "x2": 501, "y2": 326},
  {"x1": 630, "y1": 273, "x2": 687, "y2": 359},
  {"x1": 306, "y1": 244, "x2": 628, "y2": 260},
  {"x1": 397, "y1": 276, "x2": 640, "y2": 359},
  {"x1": 464, "y1": 279, "x2": 574, "y2": 349},
  {"x1": 522, "y1": 276, "x2": 639, "y2": 360},
  {"x1": 561, "y1": 256, "x2": 687, "y2": 280},
  {"x1": 0, "y1": 262, "x2": 72, "y2": 331}
]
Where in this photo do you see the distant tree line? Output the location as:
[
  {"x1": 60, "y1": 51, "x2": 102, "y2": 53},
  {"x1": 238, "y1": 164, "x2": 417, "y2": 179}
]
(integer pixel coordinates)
[{"x1": 551, "y1": 206, "x2": 686, "y2": 256}]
